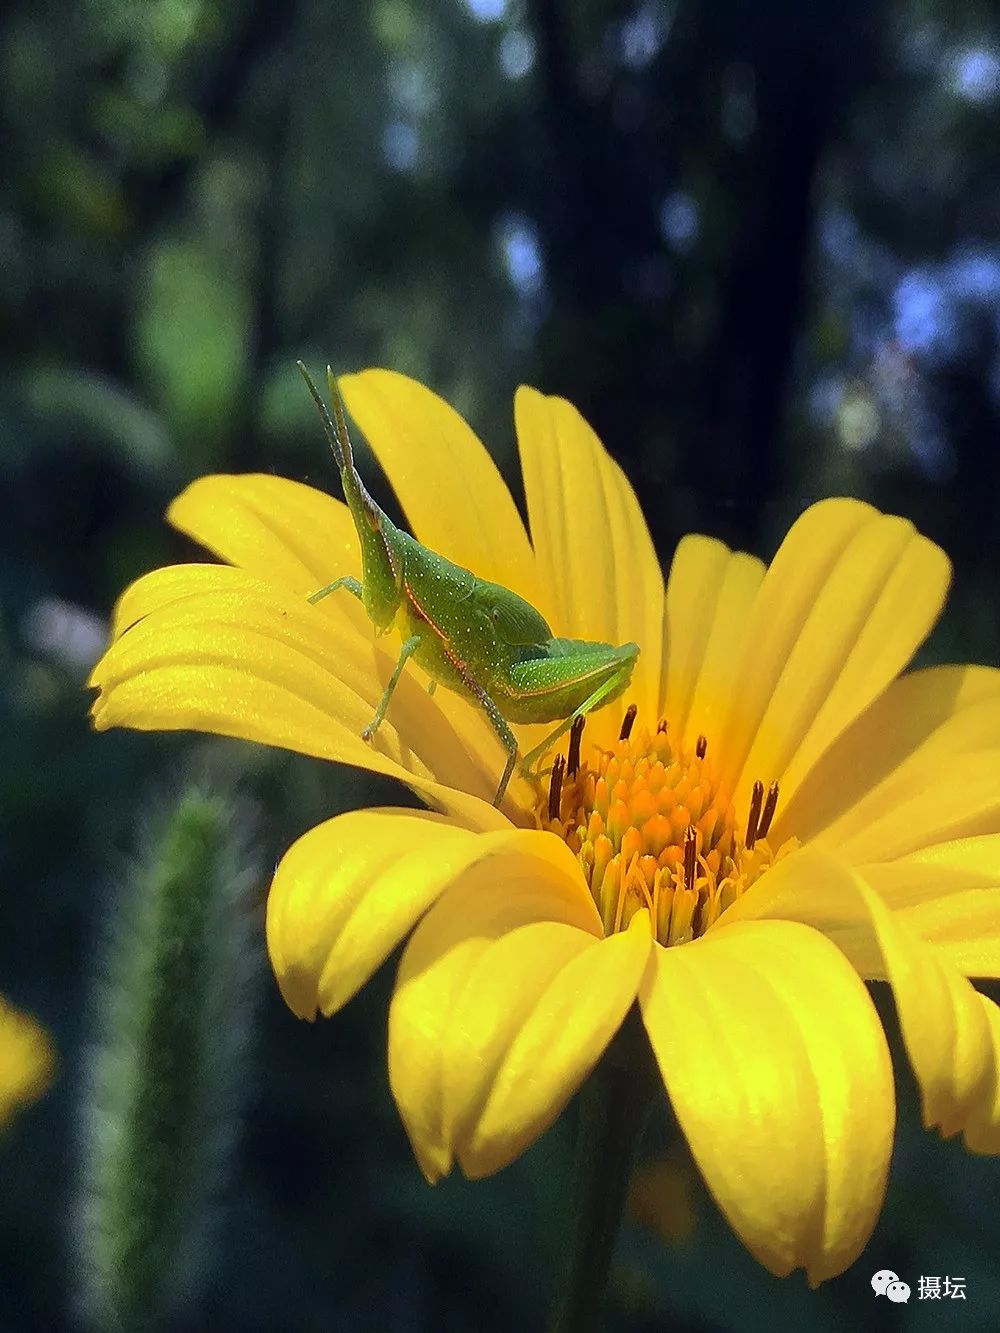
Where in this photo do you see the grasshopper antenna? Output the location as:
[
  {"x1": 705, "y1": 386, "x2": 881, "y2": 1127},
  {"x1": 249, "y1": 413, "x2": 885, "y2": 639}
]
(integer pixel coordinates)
[
  {"x1": 296, "y1": 360, "x2": 353, "y2": 473},
  {"x1": 326, "y1": 366, "x2": 356, "y2": 472}
]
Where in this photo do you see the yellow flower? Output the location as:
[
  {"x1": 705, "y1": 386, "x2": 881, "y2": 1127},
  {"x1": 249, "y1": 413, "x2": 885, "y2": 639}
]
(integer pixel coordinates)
[
  {"x1": 0, "y1": 994, "x2": 55, "y2": 1129},
  {"x1": 89, "y1": 369, "x2": 1000, "y2": 1284},
  {"x1": 628, "y1": 1148, "x2": 698, "y2": 1247}
]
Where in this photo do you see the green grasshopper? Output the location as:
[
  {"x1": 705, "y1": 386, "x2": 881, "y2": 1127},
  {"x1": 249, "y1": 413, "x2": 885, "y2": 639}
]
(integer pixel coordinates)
[{"x1": 298, "y1": 363, "x2": 639, "y2": 806}]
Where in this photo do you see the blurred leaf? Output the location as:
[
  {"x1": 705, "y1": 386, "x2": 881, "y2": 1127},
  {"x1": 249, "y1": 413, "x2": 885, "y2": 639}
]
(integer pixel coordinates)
[
  {"x1": 134, "y1": 237, "x2": 252, "y2": 464},
  {"x1": 23, "y1": 366, "x2": 173, "y2": 478},
  {"x1": 91, "y1": 90, "x2": 205, "y2": 168},
  {"x1": 34, "y1": 148, "x2": 129, "y2": 235}
]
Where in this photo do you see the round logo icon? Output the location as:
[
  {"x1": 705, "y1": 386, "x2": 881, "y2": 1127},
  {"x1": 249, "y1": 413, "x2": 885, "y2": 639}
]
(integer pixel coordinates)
[{"x1": 871, "y1": 1270, "x2": 899, "y2": 1296}]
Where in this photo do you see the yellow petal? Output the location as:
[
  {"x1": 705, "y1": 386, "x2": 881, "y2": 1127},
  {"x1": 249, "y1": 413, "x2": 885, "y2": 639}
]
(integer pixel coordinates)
[
  {"x1": 90, "y1": 569, "x2": 508, "y2": 826},
  {"x1": 388, "y1": 839, "x2": 608, "y2": 1182},
  {"x1": 873, "y1": 922, "x2": 993, "y2": 1144},
  {"x1": 104, "y1": 564, "x2": 540, "y2": 817},
  {"x1": 0, "y1": 995, "x2": 55, "y2": 1129},
  {"x1": 724, "y1": 848, "x2": 998, "y2": 1148},
  {"x1": 639, "y1": 919, "x2": 892, "y2": 1283},
  {"x1": 774, "y1": 665, "x2": 1000, "y2": 847},
  {"x1": 774, "y1": 667, "x2": 1000, "y2": 864},
  {"x1": 895, "y1": 890, "x2": 1000, "y2": 978},
  {"x1": 514, "y1": 386, "x2": 663, "y2": 726},
  {"x1": 661, "y1": 537, "x2": 765, "y2": 748},
  {"x1": 827, "y1": 751, "x2": 1000, "y2": 864},
  {"x1": 339, "y1": 369, "x2": 541, "y2": 609},
  {"x1": 717, "y1": 500, "x2": 950, "y2": 812},
  {"x1": 266, "y1": 810, "x2": 572, "y2": 1018},
  {"x1": 964, "y1": 994, "x2": 1000, "y2": 1153},
  {"x1": 110, "y1": 563, "x2": 256, "y2": 642},
  {"x1": 661, "y1": 536, "x2": 730, "y2": 733},
  {"x1": 860, "y1": 837, "x2": 1000, "y2": 911},
  {"x1": 453, "y1": 915, "x2": 651, "y2": 1179},
  {"x1": 848, "y1": 842, "x2": 1000, "y2": 938},
  {"x1": 167, "y1": 473, "x2": 362, "y2": 598}
]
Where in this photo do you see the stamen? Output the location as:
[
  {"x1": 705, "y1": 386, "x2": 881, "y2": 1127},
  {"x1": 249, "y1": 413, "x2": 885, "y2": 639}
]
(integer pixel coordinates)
[
  {"x1": 683, "y1": 824, "x2": 697, "y2": 892},
  {"x1": 533, "y1": 717, "x2": 795, "y2": 950},
  {"x1": 745, "y1": 779, "x2": 764, "y2": 851},
  {"x1": 548, "y1": 753, "x2": 566, "y2": 821},
  {"x1": 758, "y1": 781, "x2": 779, "y2": 839},
  {"x1": 619, "y1": 704, "x2": 638, "y2": 741},
  {"x1": 567, "y1": 715, "x2": 585, "y2": 777}
]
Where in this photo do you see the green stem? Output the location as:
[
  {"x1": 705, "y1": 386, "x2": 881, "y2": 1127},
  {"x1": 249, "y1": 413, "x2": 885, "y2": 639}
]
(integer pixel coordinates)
[{"x1": 548, "y1": 1020, "x2": 657, "y2": 1333}]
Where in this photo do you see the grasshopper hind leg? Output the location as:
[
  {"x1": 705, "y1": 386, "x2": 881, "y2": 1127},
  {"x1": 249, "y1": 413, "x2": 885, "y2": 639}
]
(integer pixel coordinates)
[{"x1": 518, "y1": 657, "x2": 635, "y2": 779}]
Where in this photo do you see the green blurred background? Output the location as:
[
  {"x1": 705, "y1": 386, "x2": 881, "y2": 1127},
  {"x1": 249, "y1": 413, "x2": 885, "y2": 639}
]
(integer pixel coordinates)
[{"x1": 3, "y1": 0, "x2": 1000, "y2": 1328}]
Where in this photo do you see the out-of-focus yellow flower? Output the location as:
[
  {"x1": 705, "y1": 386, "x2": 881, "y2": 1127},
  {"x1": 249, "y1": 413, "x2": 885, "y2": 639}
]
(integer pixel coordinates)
[
  {"x1": 90, "y1": 369, "x2": 1000, "y2": 1284},
  {"x1": 628, "y1": 1149, "x2": 698, "y2": 1247},
  {"x1": 0, "y1": 994, "x2": 55, "y2": 1128}
]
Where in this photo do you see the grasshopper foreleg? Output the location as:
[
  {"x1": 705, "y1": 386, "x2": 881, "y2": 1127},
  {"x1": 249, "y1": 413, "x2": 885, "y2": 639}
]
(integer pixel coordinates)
[
  {"x1": 308, "y1": 575, "x2": 363, "y2": 606},
  {"x1": 363, "y1": 634, "x2": 422, "y2": 741}
]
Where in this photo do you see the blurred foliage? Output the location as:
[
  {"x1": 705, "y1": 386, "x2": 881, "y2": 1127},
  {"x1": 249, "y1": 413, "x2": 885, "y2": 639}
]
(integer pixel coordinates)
[
  {"x1": 2, "y1": 0, "x2": 1000, "y2": 1329},
  {"x1": 79, "y1": 782, "x2": 261, "y2": 1330}
]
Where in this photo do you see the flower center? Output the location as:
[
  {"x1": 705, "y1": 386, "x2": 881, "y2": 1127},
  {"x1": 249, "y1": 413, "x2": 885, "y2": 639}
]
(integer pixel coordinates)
[{"x1": 534, "y1": 708, "x2": 796, "y2": 947}]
